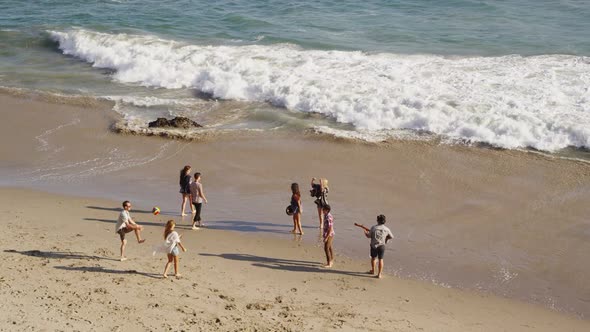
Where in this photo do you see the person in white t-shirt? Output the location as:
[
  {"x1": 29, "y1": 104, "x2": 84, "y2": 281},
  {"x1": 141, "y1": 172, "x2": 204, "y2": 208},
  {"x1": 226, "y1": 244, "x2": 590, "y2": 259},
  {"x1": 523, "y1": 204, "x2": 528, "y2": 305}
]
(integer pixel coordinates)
[
  {"x1": 364, "y1": 214, "x2": 394, "y2": 279},
  {"x1": 115, "y1": 200, "x2": 145, "y2": 261},
  {"x1": 162, "y1": 220, "x2": 187, "y2": 278}
]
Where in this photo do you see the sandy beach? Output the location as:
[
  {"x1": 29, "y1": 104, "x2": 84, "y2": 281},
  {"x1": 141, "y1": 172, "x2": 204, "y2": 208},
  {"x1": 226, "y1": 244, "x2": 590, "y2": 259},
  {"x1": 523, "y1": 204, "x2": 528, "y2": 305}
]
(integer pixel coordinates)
[
  {"x1": 1, "y1": 187, "x2": 589, "y2": 331},
  {"x1": 3, "y1": 1, "x2": 590, "y2": 329},
  {"x1": 0, "y1": 93, "x2": 589, "y2": 330}
]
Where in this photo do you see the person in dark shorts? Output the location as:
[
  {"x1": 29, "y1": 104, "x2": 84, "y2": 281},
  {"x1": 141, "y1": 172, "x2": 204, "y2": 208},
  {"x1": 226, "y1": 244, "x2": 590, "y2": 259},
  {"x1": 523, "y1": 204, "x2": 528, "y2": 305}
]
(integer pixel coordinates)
[
  {"x1": 189, "y1": 172, "x2": 208, "y2": 229},
  {"x1": 179, "y1": 165, "x2": 194, "y2": 216},
  {"x1": 115, "y1": 200, "x2": 145, "y2": 261},
  {"x1": 364, "y1": 214, "x2": 394, "y2": 278},
  {"x1": 290, "y1": 183, "x2": 303, "y2": 235}
]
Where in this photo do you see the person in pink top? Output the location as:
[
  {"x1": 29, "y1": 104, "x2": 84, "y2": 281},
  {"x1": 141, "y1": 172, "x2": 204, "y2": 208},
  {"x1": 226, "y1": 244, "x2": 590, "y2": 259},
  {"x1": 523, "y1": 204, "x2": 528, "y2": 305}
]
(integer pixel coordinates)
[{"x1": 322, "y1": 204, "x2": 335, "y2": 268}]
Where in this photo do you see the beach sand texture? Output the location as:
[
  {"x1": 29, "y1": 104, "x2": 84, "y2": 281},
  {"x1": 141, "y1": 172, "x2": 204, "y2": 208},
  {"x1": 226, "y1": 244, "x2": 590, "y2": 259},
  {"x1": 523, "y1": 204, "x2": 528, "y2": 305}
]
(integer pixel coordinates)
[
  {"x1": 1, "y1": 188, "x2": 589, "y2": 331},
  {"x1": 0, "y1": 94, "x2": 589, "y2": 330}
]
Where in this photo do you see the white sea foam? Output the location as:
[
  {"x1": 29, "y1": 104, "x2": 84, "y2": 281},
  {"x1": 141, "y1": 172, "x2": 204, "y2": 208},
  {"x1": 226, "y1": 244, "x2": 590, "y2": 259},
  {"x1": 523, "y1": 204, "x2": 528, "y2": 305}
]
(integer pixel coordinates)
[
  {"x1": 102, "y1": 95, "x2": 199, "y2": 108},
  {"x1": 22, "y1": 142, "x2": 177, "y2": 182},
  {"x1": 35, "y1": 119, "x2": 80, "y2": 152},
  {"x1": 311, "y1": 126, "x2": 427, "y2": 143},
  {"x1": 49, "y1": 29, "x2": 590, "y2": 151}
]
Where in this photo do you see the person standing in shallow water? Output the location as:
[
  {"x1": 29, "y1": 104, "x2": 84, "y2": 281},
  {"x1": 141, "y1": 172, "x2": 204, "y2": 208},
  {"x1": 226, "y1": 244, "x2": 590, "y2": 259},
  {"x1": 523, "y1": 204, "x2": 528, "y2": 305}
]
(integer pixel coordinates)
[
  {"x1": 290, "y1": 183, "x2": 304, "y2": 235},
  {"x1": 364, "y1": 214, "x2": 394, "y2": 279},
  {"x1": 179, "y1": 165, "x2": 194, "y2": 216},
  {"x1": 189, "y1": 172, "x2": 208, "y2": 229},
  {"x1": 311, "y1": 177, "x2": 329, "y2": 229},
  {"x1": 322, "y1": 204, "x2": 335, "y2": 268}
]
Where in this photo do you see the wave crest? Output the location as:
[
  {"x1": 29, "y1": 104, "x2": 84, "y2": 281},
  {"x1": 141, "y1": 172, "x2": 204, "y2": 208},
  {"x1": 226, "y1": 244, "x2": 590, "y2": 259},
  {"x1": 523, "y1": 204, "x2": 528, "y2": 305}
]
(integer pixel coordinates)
[{"x1": 48, "y1": 29, "x2": 590, "y2": 151}]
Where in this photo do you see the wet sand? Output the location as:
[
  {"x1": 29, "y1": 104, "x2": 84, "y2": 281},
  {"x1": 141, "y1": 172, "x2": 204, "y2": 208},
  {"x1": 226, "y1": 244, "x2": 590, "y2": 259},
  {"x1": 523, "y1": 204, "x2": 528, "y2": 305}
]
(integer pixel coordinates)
[
  {"x1": 1, "y1": 93, "x2": 589, "y2": 321},
  {"x1": 1, "y1": 187, "x2": 589, "y2": 331}
]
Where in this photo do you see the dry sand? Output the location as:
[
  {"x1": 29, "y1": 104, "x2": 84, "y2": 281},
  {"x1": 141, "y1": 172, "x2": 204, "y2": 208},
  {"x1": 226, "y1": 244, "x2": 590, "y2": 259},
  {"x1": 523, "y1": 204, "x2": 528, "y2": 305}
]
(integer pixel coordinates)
[{"x1": 1, "y1": 187, "x2": 589, "y2": 331}]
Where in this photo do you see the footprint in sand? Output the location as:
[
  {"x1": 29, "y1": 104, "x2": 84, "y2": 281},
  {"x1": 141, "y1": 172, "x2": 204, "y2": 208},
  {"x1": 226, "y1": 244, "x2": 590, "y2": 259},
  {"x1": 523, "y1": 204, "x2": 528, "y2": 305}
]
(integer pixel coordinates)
[
  {"x1": 246, "y1": 302, "x2": 273, "y2": 311},
  {"x1": 219, "y1": 294, "x2": 235, "y2": 302},
  {"x1": 94, "y1": 248, "x2": 114, "y2": 256},
  {"x1": 112, "y1": 277, "x2": 125, "y2": 285}
]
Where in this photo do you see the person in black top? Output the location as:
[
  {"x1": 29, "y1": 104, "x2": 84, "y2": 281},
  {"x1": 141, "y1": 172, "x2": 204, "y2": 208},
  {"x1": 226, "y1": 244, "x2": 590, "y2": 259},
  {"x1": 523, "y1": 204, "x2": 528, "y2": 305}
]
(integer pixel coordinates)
[
  {"x1": 179, "y1": 165, "x2": 194, "y2": 216},
  {"x1": 310, "y1": 177, "x2": 329, "y2": 229},
  {"x1": 290, "y1": 183, "x2": 303, "y2": 235}
]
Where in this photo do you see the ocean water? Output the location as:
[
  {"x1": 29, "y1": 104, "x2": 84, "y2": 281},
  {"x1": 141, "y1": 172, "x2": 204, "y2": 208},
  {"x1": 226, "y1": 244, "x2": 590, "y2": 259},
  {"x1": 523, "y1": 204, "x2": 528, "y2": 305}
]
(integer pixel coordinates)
[{"x1": 1, "y1": 0, "x2": 590, "y2": 153}]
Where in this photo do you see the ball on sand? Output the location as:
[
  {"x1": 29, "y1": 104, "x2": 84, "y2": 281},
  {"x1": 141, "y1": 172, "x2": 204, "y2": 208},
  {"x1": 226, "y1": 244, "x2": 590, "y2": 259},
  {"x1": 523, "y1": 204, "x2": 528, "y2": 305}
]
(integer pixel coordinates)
[{"x1": 152, "y1": 207, "x2": 160, "y2": 215}]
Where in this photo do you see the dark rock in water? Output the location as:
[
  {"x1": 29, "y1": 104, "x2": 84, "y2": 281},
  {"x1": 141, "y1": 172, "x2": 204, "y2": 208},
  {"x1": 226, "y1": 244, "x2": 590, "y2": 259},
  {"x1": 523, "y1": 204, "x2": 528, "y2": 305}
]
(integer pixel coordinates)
[
  {"x1": 170, "y1": 117, "x2": 202, "y2": 128},
  {"x1": 148, "y1": 117, "x2": 202, "y2": 129},
  {"x1": 148, "y1": 117, "x2": 170, "y2": 128}
]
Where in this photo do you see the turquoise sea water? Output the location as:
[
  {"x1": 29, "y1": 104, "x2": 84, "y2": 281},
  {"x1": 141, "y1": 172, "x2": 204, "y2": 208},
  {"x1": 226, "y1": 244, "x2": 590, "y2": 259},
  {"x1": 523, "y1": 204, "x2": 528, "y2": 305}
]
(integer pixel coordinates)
[
  {"x1": 3, "y1": 0, "x2": 590, "y2": 55},
  {"x1": 1, "y1": 0, "x2": 590, "y2": 152}
]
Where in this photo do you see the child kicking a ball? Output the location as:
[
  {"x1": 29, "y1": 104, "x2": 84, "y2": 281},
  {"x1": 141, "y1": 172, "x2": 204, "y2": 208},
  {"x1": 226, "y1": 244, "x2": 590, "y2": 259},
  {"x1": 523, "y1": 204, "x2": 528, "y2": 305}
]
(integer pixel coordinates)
[{"x1": 162, "y1": 220, "x2": 187, "y2": 278}]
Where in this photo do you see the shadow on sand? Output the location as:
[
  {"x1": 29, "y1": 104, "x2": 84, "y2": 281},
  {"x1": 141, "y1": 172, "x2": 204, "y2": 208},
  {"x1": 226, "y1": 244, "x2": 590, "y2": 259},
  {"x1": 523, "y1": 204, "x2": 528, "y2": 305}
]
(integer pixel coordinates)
[
  {"x1": 83, "y1": 218, "x2": 166, "y2": 228},
  {"x1": 86, "y1": 205, "x2": 155, "y2": 214},
  {"x1": 4, "y1": 249, "x2": 119, "y2": 262},
  {"x1": 204, "y1": 220, "x2": 316, "y2": 234},
  {"x1": 54, "y1": 265, "x2": 161, "y2": 279},
  {"x1": 200, "y1": 253, "x2": 369, "y2": 278},
  {"x1": 4, "y1": 250, "x2": 160, "y2": 278}
]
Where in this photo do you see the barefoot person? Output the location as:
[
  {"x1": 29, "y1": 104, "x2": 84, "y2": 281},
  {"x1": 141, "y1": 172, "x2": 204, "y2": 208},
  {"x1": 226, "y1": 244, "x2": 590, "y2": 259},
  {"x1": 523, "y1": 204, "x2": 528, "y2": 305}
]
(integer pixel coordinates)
[
  {"x1": 361, "y1": 214, "x2": 394, "y2": 278},
  {"x1": 310, "y1": 177, "x2": 329, "y2": 228},
  {"x1": 189, "y1": 172, "x2": 208, "y2": 229},
  {"x1": 115, "y1": 200, "x2": 146, "y2": 261},
  {"x1": 162, "y1": 220, "x2": 187, "y2": 278},
  {"x1": 290, "y1": 183, "x2": 304, "y2": 235},
  {"x1": 179, "y1": 165, "x2": 194, "y2": 216},
  {"x1": 322, "y1": 204, "x2": 335, "y2": 268}
]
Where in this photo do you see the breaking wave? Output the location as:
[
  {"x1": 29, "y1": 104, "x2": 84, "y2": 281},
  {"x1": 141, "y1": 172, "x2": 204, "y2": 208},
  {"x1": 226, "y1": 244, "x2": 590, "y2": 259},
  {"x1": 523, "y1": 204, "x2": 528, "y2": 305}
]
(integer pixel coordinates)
[{"x1": 49, "y1": 29, "x2": 590, "y2": 151}]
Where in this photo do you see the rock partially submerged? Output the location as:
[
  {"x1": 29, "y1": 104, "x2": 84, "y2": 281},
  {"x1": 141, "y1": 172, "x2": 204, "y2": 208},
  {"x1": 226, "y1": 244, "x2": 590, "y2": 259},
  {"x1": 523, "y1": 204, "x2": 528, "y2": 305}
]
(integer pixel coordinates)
[{"x1": 148, "y1": 117, "x2": 202, "y2": 129}]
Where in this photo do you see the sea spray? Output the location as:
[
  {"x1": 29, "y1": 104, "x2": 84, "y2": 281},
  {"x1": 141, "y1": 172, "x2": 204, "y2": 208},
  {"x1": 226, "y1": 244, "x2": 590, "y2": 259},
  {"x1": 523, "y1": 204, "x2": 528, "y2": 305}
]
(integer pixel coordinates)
[{"x1": 49, "y1": 29, "x2": 590, "y2": 151}]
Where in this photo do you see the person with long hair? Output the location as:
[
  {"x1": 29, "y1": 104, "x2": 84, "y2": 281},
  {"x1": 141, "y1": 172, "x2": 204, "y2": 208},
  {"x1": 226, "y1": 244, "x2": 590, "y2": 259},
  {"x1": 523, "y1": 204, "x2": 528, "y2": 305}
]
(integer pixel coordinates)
[
  {"x1": 162, "y1": 220, "x2": 187, "y2": 278},
  {"x1": 310, "y1": 177, "x2": 329, "y2": 228},
  {"x1": 322, "y1": 204, "x2": 335, "y2": 268},
  {"x1": 179, "y1": 165, "x2": 194, "y2": 216},
  {"x1": 290, "y1": 183, "x2": 304, "y2": 235}
]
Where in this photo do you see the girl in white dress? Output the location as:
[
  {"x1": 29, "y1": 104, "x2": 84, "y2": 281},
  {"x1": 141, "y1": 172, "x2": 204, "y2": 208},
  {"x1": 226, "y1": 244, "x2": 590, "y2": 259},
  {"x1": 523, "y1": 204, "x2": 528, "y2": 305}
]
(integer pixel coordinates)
[{"x1": 162, "y1": 220, "x2": 187, "y2": 278}]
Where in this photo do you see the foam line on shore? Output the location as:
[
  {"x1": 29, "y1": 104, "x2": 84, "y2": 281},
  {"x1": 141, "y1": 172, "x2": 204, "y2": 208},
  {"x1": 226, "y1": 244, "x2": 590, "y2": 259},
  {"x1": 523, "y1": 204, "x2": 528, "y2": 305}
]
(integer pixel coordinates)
[{"x1": 48, "y1": 28, "x2": 590, "y2": 152}]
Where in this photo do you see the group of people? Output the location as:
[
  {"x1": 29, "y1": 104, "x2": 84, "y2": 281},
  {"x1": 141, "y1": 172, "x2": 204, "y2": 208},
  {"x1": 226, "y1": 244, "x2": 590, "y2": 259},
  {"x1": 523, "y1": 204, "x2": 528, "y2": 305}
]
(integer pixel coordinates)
[
  {"x1": 114, "y1": 165, "x2": 207, "y2": 276},
  {"x1": 115, "y1": 202, "x2": 187, "y2": 278},
  {"x1": 289, "y1": 177, "x2": 394, "y2": 278},
  {"x1": 114, "y1": 171, "x2": 394, "y2": 279},
  {"x1": 179, "y1": 165, "x2": 208, "y2": 229}
]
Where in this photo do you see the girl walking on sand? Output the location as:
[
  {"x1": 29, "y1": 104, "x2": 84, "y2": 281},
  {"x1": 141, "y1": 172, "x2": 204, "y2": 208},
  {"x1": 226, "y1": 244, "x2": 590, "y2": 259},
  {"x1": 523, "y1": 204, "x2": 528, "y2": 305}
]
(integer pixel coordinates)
[
  {"x1": 290, "y1": 183, "x2": 304, "y2": 235},
  {"x1": 322, "y1": 204, "x2": 334, "y2": 268},
  {"x1": 162, "y1": 220, "x2": 187, "y2": 278},
  {"x1": 179, "y1": 165, "x2": 194, "y2": 216}
]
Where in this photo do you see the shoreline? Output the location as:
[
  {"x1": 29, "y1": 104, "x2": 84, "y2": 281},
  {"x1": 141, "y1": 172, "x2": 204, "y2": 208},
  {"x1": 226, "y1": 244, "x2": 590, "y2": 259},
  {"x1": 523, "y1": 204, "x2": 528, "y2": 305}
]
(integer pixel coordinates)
[
  {"x1": 1, "y1": 86, "x2": 590, "y2": 163},
  {"x1": 1, "y1": 187, "x2": 589, "y2": 331},
  {"x1": 1, "y1": 94, "x2": 589, "y2": 319}
]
